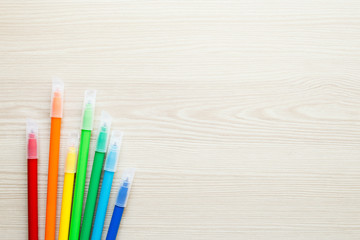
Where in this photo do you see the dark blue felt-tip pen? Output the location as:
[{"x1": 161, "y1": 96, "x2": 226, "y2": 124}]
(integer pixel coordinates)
[{"x1": 106, "y1": 168, "x2": 135, "y2": 240}]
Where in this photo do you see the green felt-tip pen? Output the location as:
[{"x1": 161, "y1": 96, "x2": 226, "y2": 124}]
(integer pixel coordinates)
[
  {"x1": 79, "y1": 111, "x2": 112, "y2": 240},
  {"x1": 69, "y1": 90, "x2": 96, "y2": 240}
]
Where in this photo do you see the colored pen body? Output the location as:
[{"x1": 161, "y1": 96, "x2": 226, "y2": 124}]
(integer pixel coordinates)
[
  {"x1": 58, "y1": 133, "x2": 78, "y2": 240},
  {"x1": 27, "y1": 119, "x2": 39, "y2": 240},
  {"x1": 45, "y1": 79, "x2": 64, "y2": 240},
  {"x1": 91, "y1": 131, "x2": 123, "y2": 240},
  {"x1": 106, "y1": 168, "x2": 135, "y2": 240},
  {"x1": 69, "y1": 90, "x2": 97, "y2": 240},
  {"x1": 91, "y1": 171, "x2": 114, "y2": 240},
  {"x1": 80, "y1": 112, "x2": 112, "y2": 240}
]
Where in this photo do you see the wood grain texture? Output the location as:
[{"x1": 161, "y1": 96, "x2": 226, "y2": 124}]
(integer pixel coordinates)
[{"x1": 0, "y1": 1, "x2": 360, "y2": 239}]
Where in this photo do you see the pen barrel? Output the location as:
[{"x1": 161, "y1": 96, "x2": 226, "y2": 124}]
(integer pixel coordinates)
[
  {"x1": 58, "y1": 173, "x2": 75, "y2": 240},
  {"x1": 45, "y1": 117, "x2": 62, "y2": 240},
  {"x1": 91, "y1": 171, "x2": 115, "y2": 240},
  {"x1": 69, "y1": 129, "x2": 92, "y2": 240},
  {"x1": 28, "y1": 158, "x2": 38, "y2": 240},
  {"x1": 106, "y1": 206, "x2": 124, "y2": 240},
  {"x1": 80, "y1": 151, "x2": 106, "y2": 240}
]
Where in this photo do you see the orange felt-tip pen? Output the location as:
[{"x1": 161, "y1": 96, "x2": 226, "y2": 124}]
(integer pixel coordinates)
[{"x1": 45, "y1": 78, "x2": 64, "y2": 240}]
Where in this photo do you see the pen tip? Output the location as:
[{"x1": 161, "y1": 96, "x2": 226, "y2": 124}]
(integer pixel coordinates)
[
  {"x1": 123, "y1": 178, "x2": 130, "y2": 187},
  {"x1": 54, "y1": 90, "x2": 61, "y2": 97}
]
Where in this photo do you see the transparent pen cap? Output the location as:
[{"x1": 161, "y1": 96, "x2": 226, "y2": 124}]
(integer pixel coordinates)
[
  {"x1": 26, "y1": 119, "x2": 38, "y2": 159},
  {"x1": 103, "y1": 131, "x2": 123, "y2": 172},
  {"x1": 50, "y1": 77, "x2": 64, "y2": 118},
  {"x1": 95, "y1": 111, "x2": 112, "y2": 153},
  {"x1": 64, "y1": 131, "x2": 79, "y2": 173},
  {"x1": 81, "y1": 90, "x2": 96, "y2": 130},
  {"x1": 115, "y1": 168, "x2": 135, "y2": 208}
]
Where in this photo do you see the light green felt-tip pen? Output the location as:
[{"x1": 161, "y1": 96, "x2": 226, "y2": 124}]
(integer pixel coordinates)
[
  {"x1": 69, "y1": 90, "x2": 96, "y2": 240},
  {"x1": 79, "y1": 111, "x2": 112, "y2": 240}
]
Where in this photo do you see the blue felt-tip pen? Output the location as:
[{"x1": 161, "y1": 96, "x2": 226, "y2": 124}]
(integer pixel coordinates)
[
  {"x1": 91, "y1": 131, "x2": 123, "y2": 240},
  {"x1": 106, "y1": 168, "x2": 135, "y2": 240}
]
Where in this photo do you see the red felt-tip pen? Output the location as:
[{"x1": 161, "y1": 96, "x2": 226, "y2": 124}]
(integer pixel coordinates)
[{"x1": 27, "y1": 119, "x2": 38, "y2": 240}]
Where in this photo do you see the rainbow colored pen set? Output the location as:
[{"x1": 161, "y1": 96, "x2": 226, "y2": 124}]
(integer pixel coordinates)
[{"x1": 26, "y1": 79, "x2": 136, "y2": 240}]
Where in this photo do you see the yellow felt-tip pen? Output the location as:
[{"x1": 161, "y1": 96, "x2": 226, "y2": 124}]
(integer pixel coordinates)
[{"x1": 58, "y1": 132, "x2": 79, "y2": 240}]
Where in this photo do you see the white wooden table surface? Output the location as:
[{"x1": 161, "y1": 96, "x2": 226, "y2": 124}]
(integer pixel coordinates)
[{"x1": 0, "y1": 1, "x2": 360, "y2": 239}]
